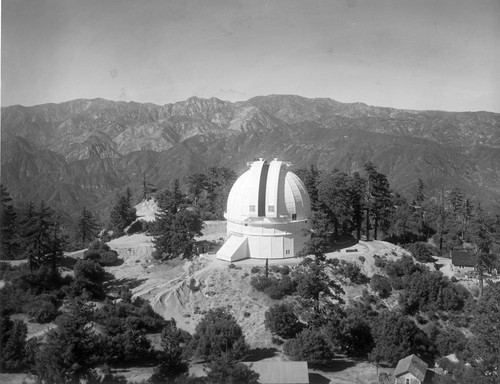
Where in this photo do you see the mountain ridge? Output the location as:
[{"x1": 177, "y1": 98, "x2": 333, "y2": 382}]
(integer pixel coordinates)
[{"x1": 2, "y1": 94, "x2": 500, "y2": 220}]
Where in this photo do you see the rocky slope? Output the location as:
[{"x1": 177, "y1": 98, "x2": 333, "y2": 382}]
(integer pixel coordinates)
[{"x1": 2, "y1": 95, "x2": 500, "y2": 219}]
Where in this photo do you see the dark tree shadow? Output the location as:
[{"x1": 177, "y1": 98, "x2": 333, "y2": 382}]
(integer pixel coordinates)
[
  {"x1": 104, "y1": 277, "x2": 148, "y2": 290},
  {"x1": 308, "y1": 373, "x2": 331, "y2": 384},
  {"x1": 245, "y1": 347, "x2": 278, "y2": 362},
  {"x1": 330, "y1": 236, "x2": 359, "y2": 252},
  {"x1": 314, "y1": 358, "x2": 356, "y2": 372},
  {"x1": 59, "y1": 255, "x2": 78, "y2": 269}
]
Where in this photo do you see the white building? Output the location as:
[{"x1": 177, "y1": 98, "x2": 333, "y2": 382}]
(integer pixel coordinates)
[{"x1": 217, "y1": 158, "x2": 311, "y2": 262}]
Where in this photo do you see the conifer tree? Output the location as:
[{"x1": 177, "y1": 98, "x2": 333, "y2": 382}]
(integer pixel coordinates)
[
  {"x1": 17, "y1": 201, "x2": 63, "y2": 273},
  {"x1": 364, "y1": 162, "x2": 392, "y2": 240},
  {"x1": 31, "y1": 299, "x2": 100, "y2": 383},
  {"x1": 150, "y1": 319, "x2": 188, "y2": 383},
  {"x1": 0, "y1": 185, "x2": 18, "y2": 260},
  {"x1": 73, "y1": 207, "x2": 100, "y2": 246},
  {"x1": 141, "y1": 173, "x2": 157, "y2": 201},
  {"x1": 110, "y1": 189, "x2": 137, "y2": 235},
  {"x1": 0, "y1": 315, "x2": 27, "y2": 372}
]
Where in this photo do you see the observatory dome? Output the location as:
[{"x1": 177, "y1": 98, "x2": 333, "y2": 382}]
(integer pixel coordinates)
[{"x1": 217, "y1": 159, "x2": 311, "y2": 262}]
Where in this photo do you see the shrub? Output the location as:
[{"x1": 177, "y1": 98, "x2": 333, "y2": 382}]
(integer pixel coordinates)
[
  {"x1": 74, "y1": 259, "x2": 106, "y2": 283},
  {"x1": 283, "y1": 328, "x2": 334, "y2": 367},
  {"x1": 83, "y1": 241, "x2": 119, "y2": 266},
  {"x1": 264, "y1": 303, "x2": 303, "y2": 339},
  {"x1": 250, "y1": 275, "x2": 296, "y2": 299},
  {"x1": 95, "y1": 300, "x2": 166, "y2": 335},
  {"x1": 370, "y1": 274, "x2": 392, "y2": 298},
  {"x1": 280, "y1": 265, "x2": 291, "y2": 275},
  {"x1": 126, "y1": 220, "x2": 143, "y2": 235},
  {"x1": 374, "y1": 255, "x2": 387, "y2": 269},
  {"x1": 336, "y1": 261, "x2": 369, "y2": 284},
  {"x1": 250, "y1": 266, "x2": 261, "y2": 274},
  {"x1": 358, "y1": 256, "x2": 366, "y2": 264},
  {"x1": 189, "y1": 278, "x2": 200, "y2": 292},
  {"x1": 189, "y1": 307, "x2": 248, "y2": 361},
  {"x1": 28, "y1": 299, "x2": 58, "y2": 323},
  {"x1": 405, "y1": 242, "x2": 435, "y2": 262}
]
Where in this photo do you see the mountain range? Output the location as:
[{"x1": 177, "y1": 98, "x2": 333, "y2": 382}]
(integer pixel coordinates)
[{"x1": 2, "y1": 95, "x2": 500, "y2": 222}]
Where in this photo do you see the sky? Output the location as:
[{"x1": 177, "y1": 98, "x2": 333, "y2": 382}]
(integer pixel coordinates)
[{"x1": 2, "y1": 0, "x2": 500, "y2": 112}]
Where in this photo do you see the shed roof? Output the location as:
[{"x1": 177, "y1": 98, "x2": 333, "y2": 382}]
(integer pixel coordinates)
[
  {"x1": 451, "y1": 249, "x2": 477, "y2": 267},
  {"x1": 393, "y1": 354, "x2": 428, "y2": 382},
  {"x1": 245, "y1": 361, "x2": 309, "y2": 384}
]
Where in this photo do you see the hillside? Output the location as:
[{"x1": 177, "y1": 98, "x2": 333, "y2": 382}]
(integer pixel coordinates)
[{"x1": 2, "y1": 95, "x2": 500, "y2": 220}]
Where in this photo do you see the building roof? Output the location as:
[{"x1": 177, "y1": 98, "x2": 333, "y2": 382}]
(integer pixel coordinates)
[
  {"x1": 226, "y1": 159, "x2": 311, "y2": 223},
  {"x1": 245, "y1": 361, "x2": 309, "y2": 384},
  {"x1": 451, "y1": 249, "x2": 477, "y2": 267},
  {"x1": 393, "y1": 354, "x2": 428, "y2": 382}
]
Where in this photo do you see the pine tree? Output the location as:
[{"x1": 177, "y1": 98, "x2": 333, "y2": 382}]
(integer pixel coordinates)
[
  {"x1": 73, "y1": 207, "x2": 100, "y2": 246},
  {"x1": 150, "y1": 319, "x2": 188, "y2": 383},
  {"x1": 0, "y1": 316, "x2": 27, "y2": 372},
  {"x1": 141, "y1": 173, "x2": 157, "y2": 201},
  {"x1": 17, "y1": 201, "x2": 62, "y2": 273},
  {"x1": 0, "y1": 185, "x2": 18, "y2": 260},
  {"x1": 364, "y1": 162, "x2": 392, "y2": 240},
  {"x1": 110, "y1": 189, "x2": 137, "y2": 235},
  {"x1": 31, "y1": 299, "x2": 100, "y2": 383}
]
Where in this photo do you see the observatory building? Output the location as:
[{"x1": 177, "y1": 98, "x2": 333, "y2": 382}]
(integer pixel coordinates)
[{"x1": 217, "y1": 159, "x2": 311, "y2": 262}]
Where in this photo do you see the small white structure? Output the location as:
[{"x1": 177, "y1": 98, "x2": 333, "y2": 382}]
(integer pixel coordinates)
[{"x1": 217, "y1": 158, "x2": 311, "y2": 261}]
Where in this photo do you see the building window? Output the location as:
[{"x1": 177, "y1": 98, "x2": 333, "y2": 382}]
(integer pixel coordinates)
[
  {"x1": 405, "y1": 379, "x2": 410, "y2": 384},
  {"x1": 249, "y1": 205, "x2": 256, "y2": 212},
  {"x1": 292, "y1": 213, "x2": 297, "y2": 220},
  {"x1": 285, "y1": 250, "x2": 290, "y2": 255},
  {"x1": 268, "y1": 205, "x2": 275, "y2": 212}
]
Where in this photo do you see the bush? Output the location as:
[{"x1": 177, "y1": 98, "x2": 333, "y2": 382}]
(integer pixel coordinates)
[
  {"x1": 250, "y1": 275, "x2": 296, "y2": 299},
  {"x1": 83, "y1": 241, "x2": 119, "y2": 266},
  {"x1": 280, "y1": 265, "x2": 291, "y2": 275},
  {"x1": 264, "y1": 303, "x2": 303, "y2": 339},
  {"x1": 373, "y1": 255, "x2": 387, "y2": 269},
  {"x1": 189, "y1": 307, "x2": 248, "y2": 361},
  {"x1": 336, "y1": 261, "x2": 369, "y2": 284},
  {"x1": 283, "y1": 328, "x2": 334, "y2": 367},
  {"x1": 126, "y1": 220, "x2": 143, "y2": 235},
  {"x1": 74, "y1": 259, "x2": 106, "y2": 283},
  {"x1": 250, "y1": 266, "x2": 261, "y2": 274},
  {"x1": 370, "y1": 274, "x2": 392, "y2": 298},
  {"x1": 28, "y1": 299, "x2": 59, "y2": 323},
  {"x1": 405, "y1": 242, "x2": 436, "y2": 262},
  {"x1": 95, "y1": 300, "x2": 166, "y2": 335}
]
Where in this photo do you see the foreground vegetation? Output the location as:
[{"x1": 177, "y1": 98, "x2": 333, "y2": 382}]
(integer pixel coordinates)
[{"x1": 1, "y1": 160, "x2": 499, "y2": 383}]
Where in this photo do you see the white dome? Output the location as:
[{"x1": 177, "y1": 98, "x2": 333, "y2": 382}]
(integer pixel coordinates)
[{"x1": 225, "y1": 159, "x2": 311, "y2": 223}]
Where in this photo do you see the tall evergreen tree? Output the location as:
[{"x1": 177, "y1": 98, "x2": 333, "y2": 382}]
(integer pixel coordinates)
[
  {"x1": 348, "y1": 172, "x2": 366, "y2": 240},
  {"x1": 31, "y1": 299, "x2": 100, "y2": 383},
  {"x1": 318, "y1": 170, "x2": 353, "y2": 239},
  {"x1": 141, "y1": 173, "x2": 157, "y2": 201},
  {"x1": 0, "y1": 185, "x2": 18, "y2": 260},
  {"x1": 153, "y1": 181, "x2": 203, "y2": 259},
  {"x1": 73, "y1": 207, "x2": 100, "y2": 247},
  {"x1": 295, "y1": 165, "x2": 321, "y2": 210},
  {"x1": 17, "y1": 201, "x2": 63, "y2": 273},
  {"x1": 150, "y1": 319, "x2": 188, "y2": 383},
  {"x1": 110, "y1": 189, "x2": 137, "y2": 235},
  {"x1": 364, "y1": 162, "x2": 392, "y2": 240}
]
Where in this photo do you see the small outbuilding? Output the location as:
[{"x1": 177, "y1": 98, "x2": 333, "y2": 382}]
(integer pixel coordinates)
[
  {"x1": 450, "y1": 249, "x2": 477, "y2": 273},
  {"x1": 246, "y1": 361, "x2": 309, "y2": 384},
  {"x1": 393, "y1": 354, "x2": 438, "y2": 384}
]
